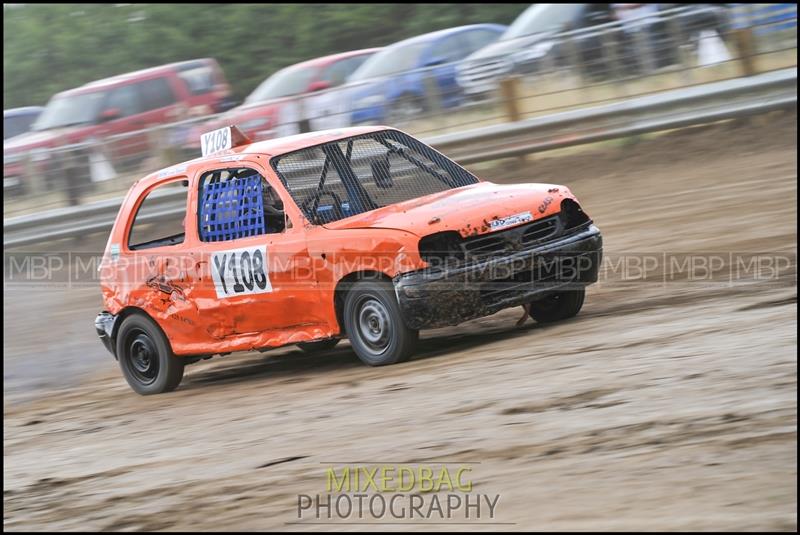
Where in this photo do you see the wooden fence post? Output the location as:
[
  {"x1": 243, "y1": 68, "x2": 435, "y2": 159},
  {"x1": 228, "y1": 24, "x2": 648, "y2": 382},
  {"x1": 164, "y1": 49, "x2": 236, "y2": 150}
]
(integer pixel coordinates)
[
  {"x1": 733, "y1": 27, "x2": 757, "y2": 77},
  {"x1": 499, "y1": 76, "x2": 522, "y2": 123}
]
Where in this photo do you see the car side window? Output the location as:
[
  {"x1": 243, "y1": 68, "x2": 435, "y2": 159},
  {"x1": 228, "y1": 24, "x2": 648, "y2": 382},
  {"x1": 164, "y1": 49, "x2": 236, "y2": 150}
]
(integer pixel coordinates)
[
  {"x1": 198, "y1": 168, "x2": 287, "y2": 242},
  {"x1": 346, "y1": 55, "x2": 371, "y2": 75},
  {"x1": 105, "y1": 84, "x2": 142, "y2": 118},
  {"x1": 429, "y1": 34, "x2": 465, "y2": 64},
  {"x1": 128, "y1": 180, "x2": 188, "y2": 250},
  {"x1": 138, "y1": 77, "x2": 178, "y2": 111},
  {"x1": 322, "y1": 59, "x2": 352, "y2": 87},
  {"x1": 463, "y1": 29, "x2": 502, "y2": 54},
  {"x1": 178, "y1": 63, "x2": 215, "y2": 95}
]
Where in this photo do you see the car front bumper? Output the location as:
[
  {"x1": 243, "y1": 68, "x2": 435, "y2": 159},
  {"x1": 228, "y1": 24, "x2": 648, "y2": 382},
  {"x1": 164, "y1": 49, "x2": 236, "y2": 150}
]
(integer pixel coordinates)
[{"x1": 394, "y1": 224, "x2": 602, "y2": 329}]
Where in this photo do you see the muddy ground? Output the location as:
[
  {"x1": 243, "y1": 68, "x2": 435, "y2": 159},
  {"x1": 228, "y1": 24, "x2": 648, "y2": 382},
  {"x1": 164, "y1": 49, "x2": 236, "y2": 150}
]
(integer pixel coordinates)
[{"x1": 3, "y1": 114, "x2": 797, "y2": 531}]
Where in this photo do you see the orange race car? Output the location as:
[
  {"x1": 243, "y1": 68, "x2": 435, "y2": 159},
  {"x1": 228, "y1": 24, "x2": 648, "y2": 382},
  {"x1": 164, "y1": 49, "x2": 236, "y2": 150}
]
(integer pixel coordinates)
[{"x1": 95, "y1": 125, "x2": 603, "y2": 394}]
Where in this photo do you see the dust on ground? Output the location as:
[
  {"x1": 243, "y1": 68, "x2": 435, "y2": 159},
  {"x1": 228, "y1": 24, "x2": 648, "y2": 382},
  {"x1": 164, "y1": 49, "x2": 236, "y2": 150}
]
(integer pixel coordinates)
[{"x1": 3, "y1": 113, "x2": 797, "y2": 531}]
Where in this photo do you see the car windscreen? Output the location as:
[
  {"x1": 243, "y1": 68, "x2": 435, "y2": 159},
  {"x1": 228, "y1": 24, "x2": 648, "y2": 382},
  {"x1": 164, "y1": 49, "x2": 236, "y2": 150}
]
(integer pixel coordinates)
[
  {"x1": 348, "y1": 42, "x2": 427, "y2": 81},
  {"x1": 178, "y1": 64, "x2": 216, "y2": 95},
  {"x1": 245, "y1": 65, "x2": 317, "y2": 103},
  {"x1": 502, "y1": 3, "x2": 586, "y2": 40},
  {"x1": 32, "y1": 91, "x2": 106, "y2": 131},
  {"x1": 271, "y1": 130, "x2": 479, "y2": 225}
]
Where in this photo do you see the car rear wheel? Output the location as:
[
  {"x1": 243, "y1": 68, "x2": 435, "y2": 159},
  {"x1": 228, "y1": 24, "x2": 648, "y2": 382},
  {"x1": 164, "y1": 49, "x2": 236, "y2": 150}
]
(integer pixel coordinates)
[
  {"x1": 116, "y1": 314, "x2": 184, "y2": 395},
  {"x1": 297, "y1": 338, "x2": 340, "y2": 353},
  {"x1": 528, "y1": 288, "x2": 586, "y2": 323},
  {"x1": 389, "y1": 94, "x2": 425, "y2": 124},
  {"x1": 344, "y1": 280, "x2": 418, "y2": 366}
]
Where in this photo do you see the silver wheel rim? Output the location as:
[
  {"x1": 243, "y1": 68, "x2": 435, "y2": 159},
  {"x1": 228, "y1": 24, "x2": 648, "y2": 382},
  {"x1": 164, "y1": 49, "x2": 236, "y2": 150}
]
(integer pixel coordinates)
[{"x1": 356, "y1": 296, "x2": 392, "y2": 356}]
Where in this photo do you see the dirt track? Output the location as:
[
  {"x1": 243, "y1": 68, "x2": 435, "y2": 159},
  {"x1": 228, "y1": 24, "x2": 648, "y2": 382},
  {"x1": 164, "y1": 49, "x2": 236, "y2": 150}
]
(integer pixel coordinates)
[{"x1": 3, "y1": 114, "x2": 797, "y2": 531}]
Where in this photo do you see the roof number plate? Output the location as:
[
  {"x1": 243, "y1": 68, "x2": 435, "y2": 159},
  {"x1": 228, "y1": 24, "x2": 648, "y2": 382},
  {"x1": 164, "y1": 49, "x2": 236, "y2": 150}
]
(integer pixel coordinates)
[{"x1": 201, "y1": 126, "x2": 233, "y2": 157}]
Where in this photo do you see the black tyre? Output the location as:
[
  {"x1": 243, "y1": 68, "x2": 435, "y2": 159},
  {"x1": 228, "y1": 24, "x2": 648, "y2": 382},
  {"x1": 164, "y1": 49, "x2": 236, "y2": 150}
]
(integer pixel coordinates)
[
  {"x1": 528, "y1": 288, "x2": 586, "y2": 324},
  {"x1": 388, "y1": 94, "x2": 425, "y2": 124},
  {"x1": 297, "y1": 338, "x2": 340, "y2": 353},
  {"x1": 343, "y1": 280, "x2": 418, "y2": 366},
  {"x1": 116, "y1": 314, "x2": 184, "y2": 395}
]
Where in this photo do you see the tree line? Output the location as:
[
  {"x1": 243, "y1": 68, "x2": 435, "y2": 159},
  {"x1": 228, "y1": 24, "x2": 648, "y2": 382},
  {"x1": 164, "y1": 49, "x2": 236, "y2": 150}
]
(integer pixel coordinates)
[{"x1": 3, "y1": 3, "x2": 527, "y2": 109}]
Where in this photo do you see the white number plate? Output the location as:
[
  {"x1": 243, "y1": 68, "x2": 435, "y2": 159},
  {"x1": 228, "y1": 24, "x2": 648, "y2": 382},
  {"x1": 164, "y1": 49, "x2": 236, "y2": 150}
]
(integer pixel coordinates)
[
  {"x1": 201, "y1": 126, "x2": 233, "y2": 157},
  {"x1": 489, "y1": 211, "x2": 533, "y2": 232},
  {"x1": 210, "y1": 246, "x2": 273, "y2": 298}
]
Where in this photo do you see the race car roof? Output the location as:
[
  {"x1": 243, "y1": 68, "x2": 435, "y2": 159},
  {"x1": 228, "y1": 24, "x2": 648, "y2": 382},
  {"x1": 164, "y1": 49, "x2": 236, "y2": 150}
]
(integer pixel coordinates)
[
  {"x1": 236, "y1": 125, "x2": 389, "y2": 157},
  {"x1": 142, "y1": 125, "x2": 391, "y2": 186}
]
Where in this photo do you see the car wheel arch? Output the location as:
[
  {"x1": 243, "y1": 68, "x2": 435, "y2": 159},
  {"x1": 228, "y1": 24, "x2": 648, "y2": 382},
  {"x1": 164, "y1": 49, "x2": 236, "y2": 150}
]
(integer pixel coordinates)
[
  {"x1": 112, "y1": 306, "x2": 175, "y2": 358},
  {"x1": 333, "y1": 270, "x2": 394, "y2": 336}
]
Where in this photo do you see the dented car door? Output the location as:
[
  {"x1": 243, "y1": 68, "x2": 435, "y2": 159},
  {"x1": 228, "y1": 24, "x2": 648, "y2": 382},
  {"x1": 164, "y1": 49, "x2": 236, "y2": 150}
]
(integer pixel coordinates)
[{"x1": 190, "y1": 161, "x2": 328, "y2": 347}]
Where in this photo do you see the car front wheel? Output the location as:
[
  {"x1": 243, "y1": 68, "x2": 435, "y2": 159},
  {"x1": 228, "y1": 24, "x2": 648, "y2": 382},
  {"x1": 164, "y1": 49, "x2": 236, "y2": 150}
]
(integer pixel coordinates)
[
  {"x1": 528, "y1": 288, "x2": 586, "y2": 323},
  {"x1": 116, "y1": 314, "x2": 184, "y2": 395},
  {"x1": 388, "y1": 94, "x2": 425, "y2": 124},
  {"x1": 344, "y1": 280, "x2": 418, "y2": 366}
]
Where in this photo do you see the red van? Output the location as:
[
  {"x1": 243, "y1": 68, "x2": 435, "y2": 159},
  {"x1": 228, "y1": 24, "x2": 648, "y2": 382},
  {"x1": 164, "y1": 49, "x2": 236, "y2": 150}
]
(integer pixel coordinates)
[{"x1": 3, "y1": 59, "x2": 232, "y2": 194}]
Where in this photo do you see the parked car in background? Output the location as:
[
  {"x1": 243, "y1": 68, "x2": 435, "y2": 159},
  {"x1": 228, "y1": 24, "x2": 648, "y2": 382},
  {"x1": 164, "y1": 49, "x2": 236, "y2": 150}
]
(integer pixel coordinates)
[
  {"x1": 194, "y1": 49, "x2": 380, "y2": 146},
  {"x1": 346, "y1": 24, "x2": 506, "y2": 125},
  {"x1": 4, "y1": 107, "x2": 43, "y2": 141},
  {"x1": 3, "y1": 59, "x2": 233, "y2": 195},
  {"x1": 456, "y1": 3, "x2": 732, "y2": 98}
]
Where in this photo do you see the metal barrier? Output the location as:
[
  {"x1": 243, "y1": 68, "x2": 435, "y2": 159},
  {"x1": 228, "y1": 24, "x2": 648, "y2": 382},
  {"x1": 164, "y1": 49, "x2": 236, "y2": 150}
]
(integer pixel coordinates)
[
  {"x1": 3, "y1": 4, "x2": 796, "y2": 217},
  {"x1": 426, "y1": 67, "x2": 797, "y2": 162},
  {"x1": 3, "y1": 67, "x2": 796, "y2": 248}
]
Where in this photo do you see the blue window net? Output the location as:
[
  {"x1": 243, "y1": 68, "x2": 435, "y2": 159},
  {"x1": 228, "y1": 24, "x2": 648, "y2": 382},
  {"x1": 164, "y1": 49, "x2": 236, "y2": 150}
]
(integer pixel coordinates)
[{"x1": 199, "y1": 172, "x2": 267, "y2": 242}]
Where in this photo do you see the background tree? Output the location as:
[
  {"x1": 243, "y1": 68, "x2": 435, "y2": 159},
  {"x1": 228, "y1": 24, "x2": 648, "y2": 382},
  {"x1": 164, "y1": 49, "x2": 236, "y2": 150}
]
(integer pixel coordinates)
[{"x1": 3, "y1": 3, "x2": 527, "y2": 108}]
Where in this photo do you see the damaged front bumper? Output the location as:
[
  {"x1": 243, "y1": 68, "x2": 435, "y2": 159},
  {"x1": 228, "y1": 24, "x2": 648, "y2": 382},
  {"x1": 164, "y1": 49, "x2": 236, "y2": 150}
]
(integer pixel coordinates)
[
  {"x1": 95, "y1": 311, "x2": 119, "y2": 358},
  {"x1": 394, "y1": 224, "x2": 603, "y2": 329}
]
